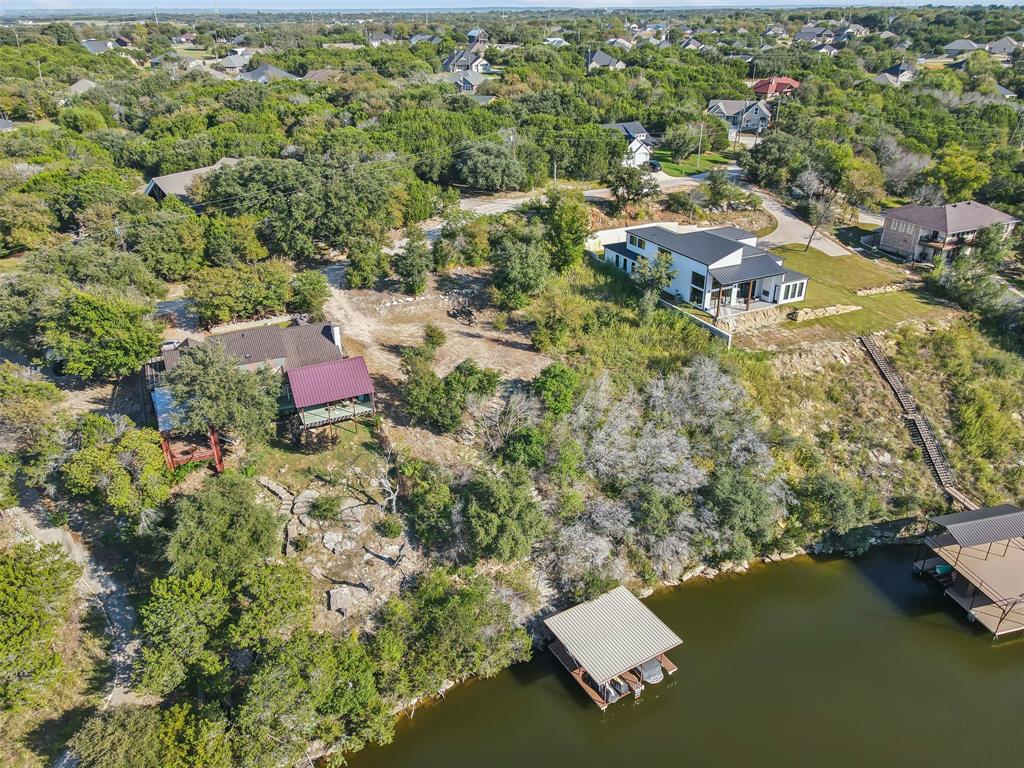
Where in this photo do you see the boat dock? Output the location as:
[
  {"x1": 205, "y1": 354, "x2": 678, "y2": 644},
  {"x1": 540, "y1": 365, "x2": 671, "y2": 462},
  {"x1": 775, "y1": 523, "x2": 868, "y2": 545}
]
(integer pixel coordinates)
[
  {"x1": 544, "y1": 586, "x2": 682, "y2": 710},
  {"x1": 914, "y1": 504, "x2": 1024, "y2": 638}
]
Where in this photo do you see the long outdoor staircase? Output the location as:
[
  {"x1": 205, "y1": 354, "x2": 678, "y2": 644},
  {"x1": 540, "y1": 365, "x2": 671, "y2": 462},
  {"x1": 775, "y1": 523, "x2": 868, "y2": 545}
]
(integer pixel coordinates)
[{"x1": 857, "y1": 336, "x2": 980, "y2": 511}]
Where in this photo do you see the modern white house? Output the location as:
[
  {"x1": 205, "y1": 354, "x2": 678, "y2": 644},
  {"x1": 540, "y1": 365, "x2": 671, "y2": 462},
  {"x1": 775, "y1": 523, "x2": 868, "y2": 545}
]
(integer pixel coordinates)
[
  {"x1": 442, "y1": 49, "x2": 491, "y2": 73},
  {"x1": 600, "y1": 121, "x2": 653, "y2": 167},
  {"x1": 603, "y1": 226, "x2": 809, "y2": 317}
]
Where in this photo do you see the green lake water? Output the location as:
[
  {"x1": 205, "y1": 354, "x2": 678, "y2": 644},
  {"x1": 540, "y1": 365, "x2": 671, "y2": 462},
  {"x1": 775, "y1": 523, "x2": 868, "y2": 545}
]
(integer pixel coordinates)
[{"x1": 352, "y1": 546, "x2": 1024, "y2": 767}]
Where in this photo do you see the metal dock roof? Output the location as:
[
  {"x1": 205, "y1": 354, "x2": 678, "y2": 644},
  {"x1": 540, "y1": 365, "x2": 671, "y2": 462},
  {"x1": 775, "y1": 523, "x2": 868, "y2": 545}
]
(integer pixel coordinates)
[{"x1": 543, "y1": 586, "x2": 682, "y2": 685}]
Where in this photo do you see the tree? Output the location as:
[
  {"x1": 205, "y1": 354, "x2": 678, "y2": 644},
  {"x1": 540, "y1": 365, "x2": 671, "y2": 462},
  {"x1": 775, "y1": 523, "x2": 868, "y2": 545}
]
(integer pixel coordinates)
[
  {"x1": 345, "y1": 236, "x2": 389, "y2": 289},
  {"x1": 792, "y1": 472, "x2": 875, "y2": 539},
  {"x1": 370, "y1": 568, "x2": 531, "y2": 702},
  {"x1": 57, "y1": 106, "x2": 106, "y2": 134},
  {"x1": 288, "y1": 270, "x2": 331, "y2": 319},
  {"x1": 41, "y1": 289, "x2": 162, "y2": 379},
  {"x1": 0, "y1": 543, "x2": 81, "y2": 710},
  {"x1": 544, "y1": 187, "x2": 590, "y2": 272},
  {"x1": 0, "y1": 362, "x2": 64, "y2": 452},
  {"x1": 491, "y1": 225, "x2": 551, "y2": 309},
  {"x1": 400, "y1": 339, "x2": 500, "y2": 432},
  {"x1": 165, "y1": 342, "x2": 282, "y2": 444},
  {"x1": 399, "y1": 459, "x2": 456, "y2": 551},
  {"x1": 137, "y1": 571, "x2": 230, "y2": 696},
  {"x1": 166, "y1": 472, "x2": 277, "y2": 582},
  {"x1": 453, "y1": 141, "x2": 529, "y2": 192},
  {"x1": 604, "y1": 164, "x2": 660, "y2": 213},
  {"x1": 62, "y1": 414, "x2": 170, "y2": 518},
  {"x1": 662, "y1": 122, "x2": 701, "y2": 161},
  {"x1": 0, "y1": 192, "x2": 57, "y2": 252},
  {"x1": 234, "y1": 631, "x2": 393, "y2": 768},
  {"x1": 228, "y1": 560, "x2": 312, "y2": 653},
  {"x1": 927, "y1": 143, "x2": 991, "y2": 201},
  {"x1": 532, "y1": 363, "x2": 579, "y2": 415},
  {"x1": 632, "y1": 250, "x2": 677, "y2": 323},
  {"x1": 187, "y1": 261, "x2": 293, "y2": 327},
  {"x1": 204, "y1": 214, "x2": 268, "y2": 265},
  {"x1": 127, "y1": 201, "x2": 207, "y2": 282},
  {"x1": 463, "y1": 464, "x2": 548, "y2": 562},
  {"x1": 392, "y1": 226, "x2": 431, "y2": 295},
  {"x1": 71, "y1": 704, "x2": 232, "y2": 768},
  {"x1": 704, "y1": 167, "x2": 732, "y2": 209}
]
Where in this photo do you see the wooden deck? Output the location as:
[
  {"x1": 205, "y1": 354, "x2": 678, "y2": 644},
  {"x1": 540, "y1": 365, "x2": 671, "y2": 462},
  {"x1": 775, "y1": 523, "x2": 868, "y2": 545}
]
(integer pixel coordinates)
[
  {"x1": 658, "y1": 653, "x2": 678, "y2": 675},
  {"x1": 549, "y1": 641, "x2": 608, "y2": 710},
  {"x1": 945, "y1": 586, "x2": 1024, "y2": 638}
]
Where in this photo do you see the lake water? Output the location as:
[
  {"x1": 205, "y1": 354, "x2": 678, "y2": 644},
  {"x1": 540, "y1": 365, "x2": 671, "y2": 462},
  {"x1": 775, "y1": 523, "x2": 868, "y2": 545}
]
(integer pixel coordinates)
[{"x1": 352, "y1": 546, "x2": 1024, "y2": 767}]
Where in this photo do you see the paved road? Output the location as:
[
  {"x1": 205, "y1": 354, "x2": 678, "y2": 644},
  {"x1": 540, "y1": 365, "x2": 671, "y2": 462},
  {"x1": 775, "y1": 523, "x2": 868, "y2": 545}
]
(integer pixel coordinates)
[{"x1": 455, "y1": 170, "x2": 854, "y2": 256}]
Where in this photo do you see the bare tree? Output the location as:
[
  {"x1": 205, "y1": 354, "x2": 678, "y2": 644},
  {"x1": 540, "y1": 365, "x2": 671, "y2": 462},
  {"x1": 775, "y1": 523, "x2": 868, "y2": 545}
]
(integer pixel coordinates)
[{"x1": 479, "y1": 392, "x2": 541, "y2": 453}]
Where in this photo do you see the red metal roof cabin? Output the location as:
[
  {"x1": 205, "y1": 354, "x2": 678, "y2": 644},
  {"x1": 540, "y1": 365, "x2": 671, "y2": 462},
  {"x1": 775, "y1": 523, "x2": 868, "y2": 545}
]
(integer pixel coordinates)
[
  {"x1": 752, "y1": 76, "x2": 800, "y2": 97},
  {"x1": 285, "y1": 356, "x2": 376, "y2": 431}
]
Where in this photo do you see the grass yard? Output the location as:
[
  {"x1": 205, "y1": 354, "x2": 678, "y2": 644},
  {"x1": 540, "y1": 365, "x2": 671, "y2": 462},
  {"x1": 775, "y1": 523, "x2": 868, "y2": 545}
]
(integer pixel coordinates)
[
  {"x1": 771, "y1": 244, "x2": 958, "y2": 335},
  {"x1": 245, "y1": 420, "x2": 381, "y2": 494},
  {"x1": 653, "y1": 148, "x2": 736, "y2": 177},
  {"x1": 0, "y1": 256, "x2": 24, "y2": 274}
]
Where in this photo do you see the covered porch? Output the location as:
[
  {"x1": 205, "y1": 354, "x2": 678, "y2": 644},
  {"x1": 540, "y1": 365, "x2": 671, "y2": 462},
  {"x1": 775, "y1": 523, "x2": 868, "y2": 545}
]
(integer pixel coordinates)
[{"x1": 285, "y1": 356, "x2": 376, "y2": 434}]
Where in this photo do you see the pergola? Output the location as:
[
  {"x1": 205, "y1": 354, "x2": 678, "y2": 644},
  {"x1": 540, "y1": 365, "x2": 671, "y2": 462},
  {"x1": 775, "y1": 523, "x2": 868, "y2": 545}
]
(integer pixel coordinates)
[{"x1": 914, "y1": 505, "x2": 1024, "y2": 638}]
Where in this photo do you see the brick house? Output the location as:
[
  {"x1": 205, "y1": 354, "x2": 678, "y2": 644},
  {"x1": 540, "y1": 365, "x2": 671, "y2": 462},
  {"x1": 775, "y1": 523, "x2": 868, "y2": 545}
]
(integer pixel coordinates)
[{"x1": 878, "y1": 201, "x2": 1018, "y2": 263}]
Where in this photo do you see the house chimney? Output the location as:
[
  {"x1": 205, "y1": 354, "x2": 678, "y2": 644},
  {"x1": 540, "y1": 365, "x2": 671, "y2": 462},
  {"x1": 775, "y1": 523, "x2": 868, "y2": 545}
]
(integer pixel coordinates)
[{"x1": 331, "y1": 324, "x2": 344, "y2": 354}]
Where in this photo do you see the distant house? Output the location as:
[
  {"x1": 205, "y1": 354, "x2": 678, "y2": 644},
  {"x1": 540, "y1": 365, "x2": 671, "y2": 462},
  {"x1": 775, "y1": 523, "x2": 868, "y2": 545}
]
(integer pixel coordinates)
[
  {"x1": 368, "y1": 33, "x2": 397, "y2": 48},
  {"x1": 81, "y1": 39, "x2": 114, "y2": 54},
  {"x1": 438, "y1": 71, "x2": 490, "y2": 94},
  {"x1": 236, "y1": 63, "x2": 298, "y2": 83},
  {"x1": 679, "y1": 37, "x2": 705, "y2": 51},
  {"x1": 303, "y1": 68, "x2": 345, "y2": 82},
  {"x1": 214, "y1": 53, "x2": 251, "y2": 74},
  {"x1": 586, "y1": 50, "x2": 625, "y2": 71},
  {"x1": 813, "y1": 44, "x2": 840, "y2": 57},
  {"x1": 707, "y1": 99, "x2": 772, "y2": 133},
  {"x1": 544, "y1": 37, "x2": 571, "y2": 48},
  {"x1": 67, "y1": 78, "x2": 98, "y2": 97},
  {"x1": 878, "y1": 201, "x2": 1019, "y2": 263},
  {"x1": 841, "y1": 23, "x2": 870, "y2": 37},
  {"x1": 442, "y1": 49, "x2": 491, "y2": 73},
  {"x1": 114, "y1": 34, "x2": 133, "y2": 48},
  {"x1": 0, "y1": 119, "x2": 15, "y2": 132},
  {"x1": 752, "y1": 76, "x2": 800, "y2": 99},
  {"x1": 603, "y1": 226, "x2": 809, "y2": 317},
  {"x1": 410, "y1": 34, "x2": 442, "y2": 45},
  {"x1": 996, "y1": 84, "x2": 1018, "y2": 99},
  {"x1": 144, "y1": 158, "x2": 240, "y2": 204},
  {"x1": 467, "y1": 28, "x2": 489, "y2": 45},
  {"x1": 943, "y1": 39, "x2": 979, "y2": 57},
  {"x1": 986, "y1": 36, "x2": 1020, "y2": 56},
  {"x1": 601, "y1": 121, "x2": 653, "y2": 168},
  {"x1": 877, "y1": 30, "x2": 898, "y2": 41},
  {"x1": 764, "y1": 24, "x2": 788, "y2": 38},
  {"x1": 872, "y1": 61, "x2": 915, "y2": 87},
  {"x1": 173, "y1": 32, "x2": 197, "y2": 45},
  {"x1": 607, "y1": 37, "x2": 633, "y2": 50},
  {"x1": 794, "y1": 25, "x2": 833, "y2": 45}
]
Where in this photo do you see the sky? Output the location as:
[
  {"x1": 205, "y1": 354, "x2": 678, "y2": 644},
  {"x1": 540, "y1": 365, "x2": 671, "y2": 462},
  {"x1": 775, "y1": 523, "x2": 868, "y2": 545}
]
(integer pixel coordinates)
[{"x1": 3, "y1": 0, "x2": 1019, "y2": 12}]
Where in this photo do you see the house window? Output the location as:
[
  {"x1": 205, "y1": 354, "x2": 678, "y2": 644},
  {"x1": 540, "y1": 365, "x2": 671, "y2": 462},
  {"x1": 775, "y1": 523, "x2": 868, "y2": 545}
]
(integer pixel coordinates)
[
  {"x1": 796, "y1": 282, "x2": 805, "y2": 298},
  {"x1": 783, "y1": 284, "x2": 792, "y2": 301},
  {"x1": 628, "y1": 234, "x2": 647, "y2": 250},
  {"x1": 689, "y1": 286, "x2": 705, "y2": 305},
  {"x1": 691, "y1": 271, "x2": 706, "y2": 290}
]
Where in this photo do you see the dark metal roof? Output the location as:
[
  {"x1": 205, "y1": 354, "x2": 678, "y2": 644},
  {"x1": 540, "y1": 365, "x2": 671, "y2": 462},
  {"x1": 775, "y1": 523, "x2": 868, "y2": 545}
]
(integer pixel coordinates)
[
  {"x1": 287, "y1": 356, "x2": 374, "y2": 409},
  {"x1": 163, "y1": 323, "x2": 343, "y2": 373},
  {"x1": 781, "y1": 268, "x2": 810, "y2": 282},
  {"x1": 601, "y1": 121, "x2": 649, "y2": 141},
  {"x1": 884, "y1": 201, "x2": 1018, "y2": 234},
  {"x1": 929, "y1": 504, "x2": 1024, "y2": 548},
  {"x1": 627, "y1": 226, "x2": 746, "y2": 266},
  {"x1": 709, "y1": 253, "x2": 785, "y2": 285}
]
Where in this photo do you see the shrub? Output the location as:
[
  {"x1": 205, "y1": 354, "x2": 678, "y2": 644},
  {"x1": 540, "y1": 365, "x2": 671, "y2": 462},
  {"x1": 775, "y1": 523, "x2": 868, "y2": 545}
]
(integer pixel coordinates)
[
  {"x1": 532, "y1": 363, "x2": 579, "y2": 415},
  {"x1": 463, "y1": 464, "x2": 548, "y2": 562},
  {"x1": 309, "y1": 494, "x2": 344, "y2": 522},
  {"x1": 287, "y1": 270, "x2": 331, "y2": 319}
]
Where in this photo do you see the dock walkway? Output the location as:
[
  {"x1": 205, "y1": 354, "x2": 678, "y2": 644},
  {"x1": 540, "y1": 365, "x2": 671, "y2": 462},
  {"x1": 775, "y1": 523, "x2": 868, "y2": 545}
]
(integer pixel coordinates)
[{"x1": 857, "y1": 335, "x2": 980, "y2": 511}]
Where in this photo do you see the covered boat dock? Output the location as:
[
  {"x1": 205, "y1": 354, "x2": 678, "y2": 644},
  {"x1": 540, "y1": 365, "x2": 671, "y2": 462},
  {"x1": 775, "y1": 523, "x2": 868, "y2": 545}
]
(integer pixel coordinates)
[
  {"x1": 914, "y1": 504, "x2": 1024, "y2": 638},
  {"x1": 544, "y1": 586, "x2": 682, "y2": 710}
]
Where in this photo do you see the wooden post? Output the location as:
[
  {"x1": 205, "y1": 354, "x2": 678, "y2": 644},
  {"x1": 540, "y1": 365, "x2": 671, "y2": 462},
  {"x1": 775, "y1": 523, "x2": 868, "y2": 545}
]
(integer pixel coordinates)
[
  {"x1": 161, "y1": 434, "x2": 174, "y2": 472},
  {"x1": 746, "y1": 280, "x2": 753, "y2": 309}
]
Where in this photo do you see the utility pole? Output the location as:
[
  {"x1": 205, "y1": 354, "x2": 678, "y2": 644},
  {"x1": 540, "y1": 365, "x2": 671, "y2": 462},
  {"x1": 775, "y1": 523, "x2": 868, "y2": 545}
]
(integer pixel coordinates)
[
  {"x1": 695, "y1": 118, "x2": 705, "y2": 170},
  {"x1": 552, "y1": 157, "x2": 558, "y2": 183}
]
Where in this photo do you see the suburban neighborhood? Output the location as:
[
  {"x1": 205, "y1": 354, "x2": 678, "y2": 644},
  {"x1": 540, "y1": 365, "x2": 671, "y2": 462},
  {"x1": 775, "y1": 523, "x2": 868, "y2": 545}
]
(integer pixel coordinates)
[{"x1": 2, "y1": 6, "x2": 1024, "y2": 768}]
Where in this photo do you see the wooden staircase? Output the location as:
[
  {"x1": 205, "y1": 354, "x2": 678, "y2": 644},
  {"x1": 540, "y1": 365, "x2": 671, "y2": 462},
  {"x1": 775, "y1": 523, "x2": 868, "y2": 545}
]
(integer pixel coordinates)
[{"x1": 857, "y1": 336, "x2": 980, "y2": 511}]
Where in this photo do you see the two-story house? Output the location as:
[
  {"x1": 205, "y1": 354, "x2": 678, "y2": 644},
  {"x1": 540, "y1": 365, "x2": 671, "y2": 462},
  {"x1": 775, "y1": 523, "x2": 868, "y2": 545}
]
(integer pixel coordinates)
[
  {"x1": 707, "y1": 99, "x2": 772, "y2": 133},
  {"x1": 442, "y1": 49, "x2": 491, "y2": 73},
  {"x1": 586, "y1": 50, "x2": 626, "y2": 71},
  {"x1": 878, "y1": 201, "x2": 1019, "y2": 263},
  {"x1": 603, "y1": 226, "x2": 809, "y2": 317},
  {"x1": 600, "y1": 121, "x2": 653, "y2": 167}
]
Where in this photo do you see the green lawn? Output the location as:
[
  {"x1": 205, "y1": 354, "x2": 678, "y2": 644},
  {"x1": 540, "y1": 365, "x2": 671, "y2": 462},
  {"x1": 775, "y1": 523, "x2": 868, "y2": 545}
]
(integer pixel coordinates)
[
  {"x1": 0, "y1": 256, "x2": 24, "y2": 274},
  {"x1": 771, "y1": 244, "x2": 956, "y2": 334},
  {"x1": 245, "y1": 421, "x2": 380, "y2": 494},
  {"x1": 653, "y1": 148, "x2": 736, "y2": 177}
]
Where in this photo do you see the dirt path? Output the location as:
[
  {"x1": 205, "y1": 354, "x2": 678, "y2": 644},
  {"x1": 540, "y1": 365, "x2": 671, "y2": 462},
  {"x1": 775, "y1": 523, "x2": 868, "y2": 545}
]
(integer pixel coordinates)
[{"x1": 7, "y1": 504, "x2": 152, "y2": 768}]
